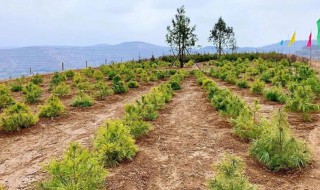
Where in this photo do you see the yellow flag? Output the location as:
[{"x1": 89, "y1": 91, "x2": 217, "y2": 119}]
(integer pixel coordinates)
[{"x1": 288, "y1": 32, "x2": 296, "y2": 47}]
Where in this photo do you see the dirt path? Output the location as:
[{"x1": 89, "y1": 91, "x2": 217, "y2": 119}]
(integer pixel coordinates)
[
  {"x1": 209, "y1": 77, "x2": 320, "y2": 190},
  {"x1": 106, "y1": 78, "x2": 248, "y2": 190},
  {"x1": 0, "y1": 81, "x2": 162, "y2": 190}
]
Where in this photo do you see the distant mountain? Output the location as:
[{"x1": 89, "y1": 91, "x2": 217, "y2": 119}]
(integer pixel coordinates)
[
  {"x1": 0, "y1": 40, "x2": 319, "y2": 80},
  {"x1": 0, "y1": 42, "x2": 170, "y2": 79},
  {"x1": 199, "y1": 40, "x2": 319, "y2": 54}
]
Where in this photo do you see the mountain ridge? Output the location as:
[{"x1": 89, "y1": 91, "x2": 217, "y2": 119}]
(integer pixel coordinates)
[{"x1": 0, "y1": 40, "x2": 319, "y2": 80}]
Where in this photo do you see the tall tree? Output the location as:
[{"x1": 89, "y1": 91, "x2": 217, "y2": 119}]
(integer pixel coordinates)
[
  {"x1": 166, "y1": 6, "x2": 197, "y2": 68},
  {"x1": 209, "y1": 17, "x2": 235, "y2": 56}
]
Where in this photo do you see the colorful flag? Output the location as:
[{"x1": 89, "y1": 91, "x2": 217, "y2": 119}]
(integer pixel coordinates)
[
  {"x1": 317, "y1": 19, "x2": 320, "y2": 48},
  {"x1": 288, "y1": 32, "x2": 296, "y2": 47},
  {"x1": 280, "y1": 40, "x2": 284, "y2": 45},
  {"x1": 307, "y1": 32, "x2": 312, "y2": 48}
]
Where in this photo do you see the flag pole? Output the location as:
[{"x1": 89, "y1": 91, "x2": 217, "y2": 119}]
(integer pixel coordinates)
[{"x1": 310, "y1": 44, "x2": 312, "y2": 66}]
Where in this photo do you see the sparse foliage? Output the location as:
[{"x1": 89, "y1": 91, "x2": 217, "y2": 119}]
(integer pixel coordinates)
[
  {"x1": 209, "y1": 17, "x2": 235, "y2": 56},
  {"x1": 166, "y1": 5, "x2": 198, "y2": 68}
]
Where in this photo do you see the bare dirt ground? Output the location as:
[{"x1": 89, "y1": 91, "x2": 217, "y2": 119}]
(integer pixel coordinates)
[
  {"x1": 209, "y1": 76, "x2": 320, "y2": 190},
  {"x1": 107, "y1": 76, "x2": 320, "y2": 190},
  {"x1": 0, "y1": 81, "x2": 163, "y2": 190},
  {"x1": 107, "y1": 77, "x2": 247, "y2": 190}
]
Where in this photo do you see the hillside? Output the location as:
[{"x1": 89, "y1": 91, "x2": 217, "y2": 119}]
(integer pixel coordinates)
[
  {"x1": 0, "y1": 42, "x2": 170, "y2": 79},
  {"x1": 0, "y1": 40, "x2": 319, "y2": 80}
]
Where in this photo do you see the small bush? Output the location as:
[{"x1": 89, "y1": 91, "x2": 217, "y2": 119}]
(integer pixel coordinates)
[
  {"x1": 76, "y1": 81, "x2": 94, "y2": 92},
  {"x1": 264, "y1": 87, "x2": 286, "y2": 103},
  {"x1": 64, "y1": 70, "x2": 75, "y2": 79},
  {"x1": 81, "y1": 67, "x2": 95, "y2": 78},
  {"x1": 22, "y1": 82, "x2": 42, "y2": 103},
  {"x1": 112, "y1": 75, "x2": 128, "y2": 94},
  {"x1": 185, "y1": 59, "x2": 195, "y2": 67},
  {"x1": 94, "y1": 120, "x2": 137, "y2": 167},
  {"x1": 285, "y1": 85, "x2": 319, "y2": 121},
  {"x1": 10, "y1": 82, "x2": 23, "y2": 92},
  {"x1": 124, "y1": 119, "x2": 153, "y2": 139},
  {"x1": 169, "y1": 72, "x2": 186, "y2": 90},
  {"x1": 0, "y1": 102, "x2": 38, "y2": 131},
  {"x1": 39, "y1": 142, "x2": 107, "y2": 189},
  {"x1": 208, "y1": 154, "x2": 256, "y2": 190},
  {"x1": 0, "y1": 84, "x2": 14, "y2": 109},
  {"x1": 250, "y1": 110, "x2": 311, "y2": 171},
  {"x1": 127, "y1": 80, "x2": 139, "y2": 88},
  {"x1": 236, "y1": 79, "x2": 249, "y2": 88},
  {"x1": 52, "y1": 82, "x2": 71, "y2": 97},
  {"x1": 39, "y1": 96, "x2": 65, "y2": 118},
  {"x1": 93, "y1": 70, "x2": 104, "y2": 81},
  {"x1": 232, "y1": 109, "x2": 263, "y2": 140},
  {"x1": 149, "y1": 73, "x2": 158, "y2": 81},
  {"x1": 31, "y1": 74, "x2": 43, "y2": 84},
  {"x1": 250, "y1": 80, "x2": 265, "y2": 94},
  {"x1": 50, "y1": 72, "x2": 66, "y2": 89},
  {"x1": 93, "y1": 82, "x2": 113, "y2": 100},
  {"x1": 139, "y1": 99, "x2": 158, "y2": 120},
  {"x1": 10, "y1": 78, "x2": 24, "y2": 92},
  {"x1": 140, "y1": 72, "x2": 150, "y2": 82},
  {"x1": 71, "y1": 91, "x2": 94, "y2": 107},
  {"x1": 73, "y1": 73, "x2": 87, "y2": 85}
]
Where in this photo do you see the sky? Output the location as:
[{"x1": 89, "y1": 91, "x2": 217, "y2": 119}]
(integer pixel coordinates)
[{"x1": 0, "y1": 0, "x2": 319, "y2": 47}]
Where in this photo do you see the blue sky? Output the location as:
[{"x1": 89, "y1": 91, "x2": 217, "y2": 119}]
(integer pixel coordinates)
[{"x1": 0, "y1": 0, "x2": 319, "y2": 47}]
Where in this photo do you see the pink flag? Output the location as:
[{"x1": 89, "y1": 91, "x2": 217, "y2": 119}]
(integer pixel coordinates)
[{"x1": 307, "y1": 32, "x2": 312, "y2": 47}]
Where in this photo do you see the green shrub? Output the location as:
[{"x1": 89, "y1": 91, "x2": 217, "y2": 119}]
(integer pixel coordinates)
[
  {"x1": 81, "y1": 67, "x2": 95, "y2": 78},
  {"x1": 140, "y1": 72, "x2": 150, "y2": 82},
  {"x1": 93, "y1": 82, "x2": 113, "y2": 100},
  {"x1": 94, "y1": 120, "x2": 137, "y2": 166},
  {"x1": 10, "y1": 78, "x2": 24, "y2": 92},
  {"x1": 169, "y1": 73, "x2": 186, "y2": 90},
  {"x1": 64, "y1": 70, "x2": 75, "y2": 79},
  {"x1": 236, "y1": 79, "x2": 249, "y2": 88},
  {"x1": 211, "y1": 90, "x2": 246, "y2": 118},
  {"x1": 107, "y1": 68, "x2": 116, "y2": 80},
  {"x1": 285, "y1": 85, "x2": 319, "y2": 121},
  {"x1": 71, "y1": 91, "x2": 94, "y2": 107},
  {"x1": 302, "y1": 77, "x2": 320, "y2": 96},
  {"x1": 23, "y1": 82, "x2": 42, "y2": 103},
  {"x1": 0, "y1": 84, "x2": 14, "y2": 109},
  {"x1": 112, "y1": 75, "x2": 128, "y2": 94},
  {"x1": 39, "y1": 142, "x2": 107, "y2": 190},
  {"x1": 185, "y1": 59, "x2": 195, "y2": 67},
  {"x1": 50, "y1": 72, "x2": 66, "y2": 89},
  {"x1": 208, "y1": 154, "x2": 256, "y2": 190},
  {"x1": 124, "y1": 119, "x2": 153, "y2": 139},
  {"x1": 250, "y1": 110, "x2": 311, "y2": 171},
  {"x1": 138, "y1": 97, "x2": 158, "y2": 121},
  {"x1": 73, "y1": 73, "x2": 87, "y2": 85},
  {"x1": 232, "y1": 108, "x2": 264, "y2": 140},
  {"x1": 39, "y1": 96, "x2": 65, "y2": 118},
  {"x1": 93, "y1": 70, "x2": 104, "y2": 81},
  {"x1": 127, "y1": 80, "x2": 139, "y2": 88},
  {"x1": 76, "y1": 81, "x2": 94, "y2": 92},
  {"x1": 250, "y1": 80, "x2": 265, "y2": 94},
  {"x1": 260, "y1": 70, "x2": 273, "y2": 83},
  {"x1": 31, "y1": 74, "x2": 43, "y2": 84},
  {"x1": 52, "y1": 82, "x2": 71, "y2": 97},
  {"x1": 0, "y1": 102, "x2": 38, "y2": 131},
  {"x1": 264, "y1": 87, "x2": 286, "y2": 103}
]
